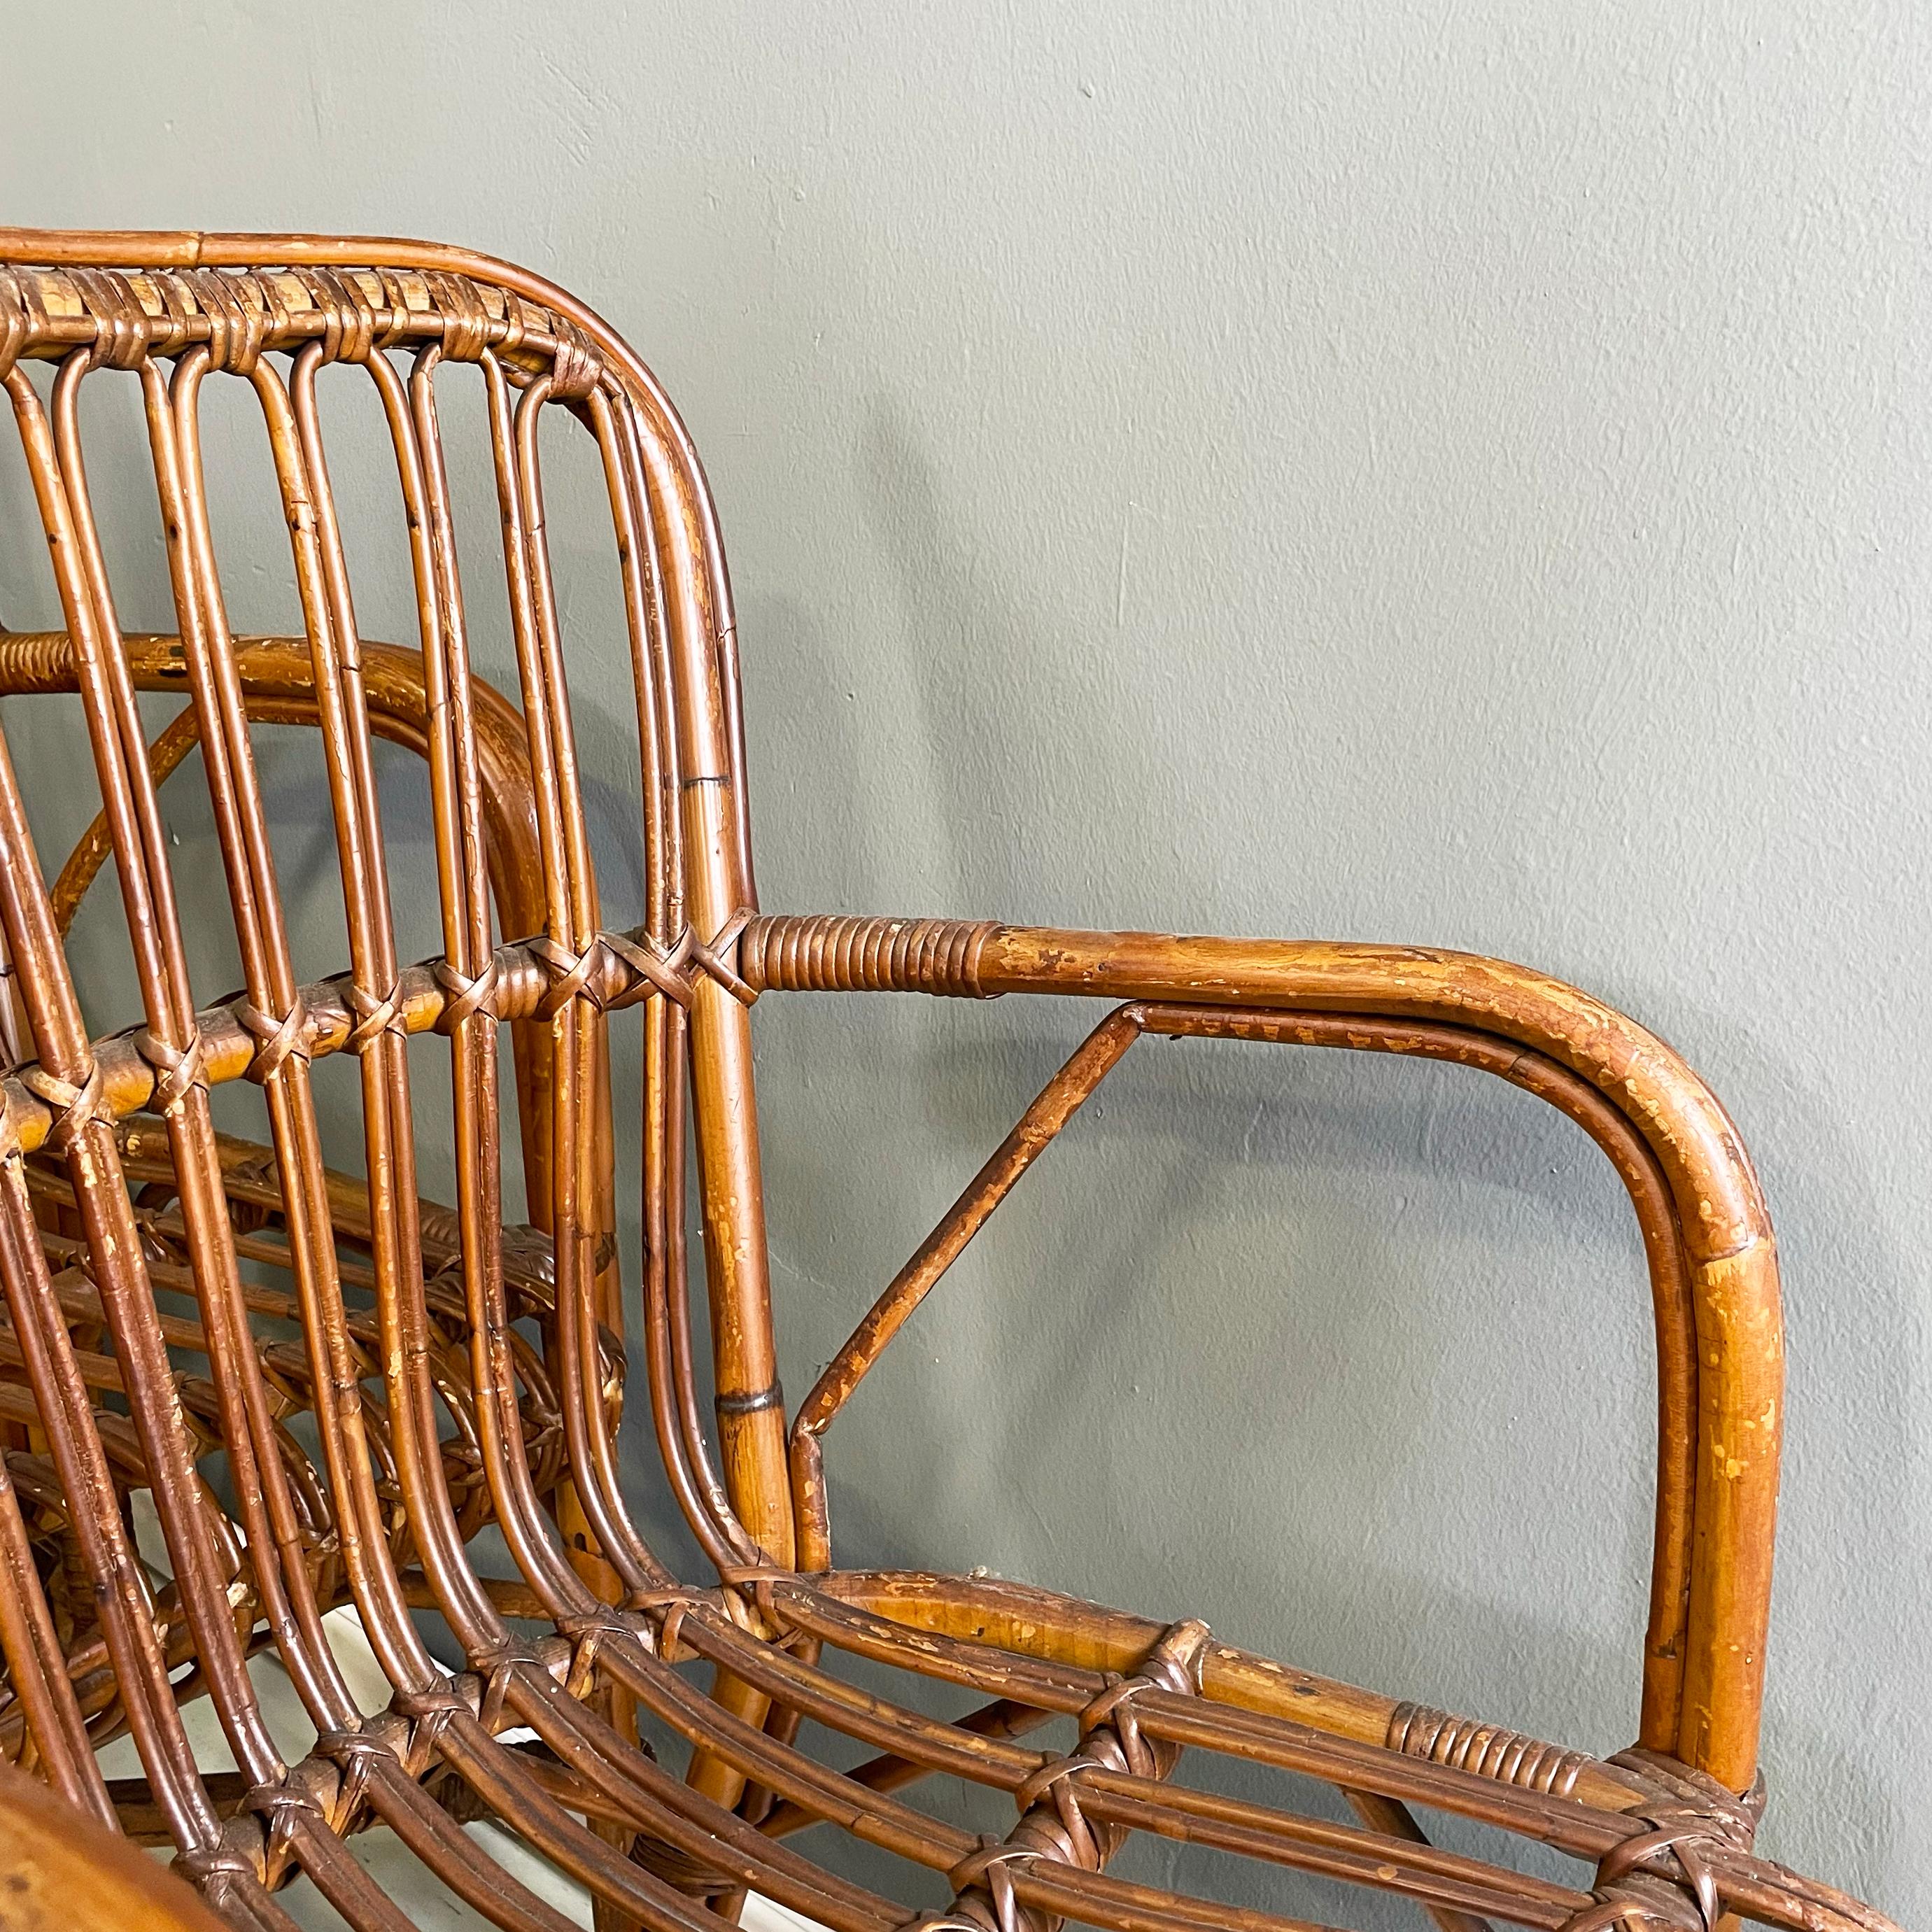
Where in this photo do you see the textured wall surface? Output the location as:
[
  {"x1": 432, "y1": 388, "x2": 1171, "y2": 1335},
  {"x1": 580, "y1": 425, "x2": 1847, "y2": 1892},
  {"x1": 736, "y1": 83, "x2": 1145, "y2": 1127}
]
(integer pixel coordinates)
[{"x1": 0, "y1": 1, "x2": 1926, "y2": 1918}]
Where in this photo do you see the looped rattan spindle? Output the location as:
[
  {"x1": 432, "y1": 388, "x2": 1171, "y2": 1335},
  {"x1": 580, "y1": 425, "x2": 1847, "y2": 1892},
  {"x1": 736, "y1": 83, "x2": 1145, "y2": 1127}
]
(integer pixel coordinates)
[{"x1": 64, "y1": 268, "x2": 149, "y2": 369}]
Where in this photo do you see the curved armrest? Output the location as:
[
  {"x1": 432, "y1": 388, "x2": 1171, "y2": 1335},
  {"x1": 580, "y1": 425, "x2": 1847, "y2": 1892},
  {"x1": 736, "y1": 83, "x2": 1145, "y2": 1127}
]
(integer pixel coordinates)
[
  {"x1": 745, "y1": 915, "x2": 1782, "y2": 1795},
  {"x1": 0, "y1": 1757, "x2": 228, "y2": 1931}
]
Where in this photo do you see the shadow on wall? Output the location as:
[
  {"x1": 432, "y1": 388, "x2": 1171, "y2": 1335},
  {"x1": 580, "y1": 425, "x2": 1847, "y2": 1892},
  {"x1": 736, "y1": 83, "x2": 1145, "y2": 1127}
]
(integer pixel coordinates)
[{"x1": 850, "y1": 394, "x2": 1130, "y2": 924}]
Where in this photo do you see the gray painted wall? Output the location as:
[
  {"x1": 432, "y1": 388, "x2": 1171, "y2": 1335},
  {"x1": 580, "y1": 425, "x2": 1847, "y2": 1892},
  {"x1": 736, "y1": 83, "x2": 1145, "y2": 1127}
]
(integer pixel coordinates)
[{"x1": 1, "y1": 1, "x2": 1925, "y2": 1917}]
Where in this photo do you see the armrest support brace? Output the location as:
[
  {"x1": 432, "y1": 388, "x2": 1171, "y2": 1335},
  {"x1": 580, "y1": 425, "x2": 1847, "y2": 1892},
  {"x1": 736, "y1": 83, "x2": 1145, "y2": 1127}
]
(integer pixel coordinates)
[{"x1": 746, "y1": 915, "x2": 1781, "y2": 1795}]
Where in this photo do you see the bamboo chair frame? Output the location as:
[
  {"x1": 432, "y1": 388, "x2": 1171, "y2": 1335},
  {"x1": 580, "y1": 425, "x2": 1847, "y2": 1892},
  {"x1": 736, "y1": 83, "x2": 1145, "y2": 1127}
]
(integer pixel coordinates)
[{"x1": 0, "y1": 227, "x2": 1895, "y2": 1932}]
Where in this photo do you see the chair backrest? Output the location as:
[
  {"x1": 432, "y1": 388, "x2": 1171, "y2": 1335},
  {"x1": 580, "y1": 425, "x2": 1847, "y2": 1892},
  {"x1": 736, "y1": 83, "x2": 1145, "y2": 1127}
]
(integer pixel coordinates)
[{"x1": 0, "y1": 227, "x2": 796, "y2": 1779}]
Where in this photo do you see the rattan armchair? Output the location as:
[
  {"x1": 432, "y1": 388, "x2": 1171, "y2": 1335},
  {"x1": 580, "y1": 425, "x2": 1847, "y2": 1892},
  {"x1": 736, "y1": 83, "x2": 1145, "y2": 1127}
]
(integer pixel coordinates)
[{"x1": 0, "y1": 227, "x2": 1896, "y2": 1932}]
